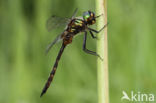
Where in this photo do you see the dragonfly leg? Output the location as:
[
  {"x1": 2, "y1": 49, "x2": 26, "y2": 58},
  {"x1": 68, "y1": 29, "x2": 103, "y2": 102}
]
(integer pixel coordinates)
[
  {"x1": 89, "y1": 31, "x2": 97, "y2": 39},
  {"x1": 88, "y1": 23, "x2": 108, "y2": 33},
  {"x1": 83, "y1": 31, "x2": 103, "y2": 60}
]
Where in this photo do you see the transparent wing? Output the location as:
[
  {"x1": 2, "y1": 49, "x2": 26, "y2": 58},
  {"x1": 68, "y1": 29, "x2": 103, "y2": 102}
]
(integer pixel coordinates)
[
  {"x1": 71, "y1": 8, "x2": 78, "y2": 19},
  {"x1": 46, "y1": 16, "x2": 69, "y2": 32},
  {"x1": 45, "y1": 33, "x2": 63, "y2": 54},
  {"x1": 45, "y1": 8, "x2": 78, "y2": 53},
  {"x1": 46, "y1": 8, "x2": 78, "y2": 32}
]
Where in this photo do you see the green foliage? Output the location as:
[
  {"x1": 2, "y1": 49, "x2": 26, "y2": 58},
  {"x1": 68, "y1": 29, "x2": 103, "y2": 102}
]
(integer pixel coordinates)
[
  {"x1": 108, "y1": 0, "x2": 156, "y2": 102},
  {"x1": 0, "y1": 0, "x2": 156, "y2": 103}
]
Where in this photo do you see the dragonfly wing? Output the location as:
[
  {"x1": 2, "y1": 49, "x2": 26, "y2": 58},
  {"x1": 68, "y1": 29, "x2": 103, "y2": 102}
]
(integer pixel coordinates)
[
  {"x1": 45, "y1": 34, "x2": 63, "y2": 54},
  {"x1": 46, "y1": 16, "x2": 69, "y2": 32},
  {"x1": 46, "y1": 9, "x2": 78, "y2": 53},
  {"x1": 71, "y1": 8, "x2": 78, "y2": 19},
  {"x1": 46, "y1": 8, "x2": 78, "y2": 32}
]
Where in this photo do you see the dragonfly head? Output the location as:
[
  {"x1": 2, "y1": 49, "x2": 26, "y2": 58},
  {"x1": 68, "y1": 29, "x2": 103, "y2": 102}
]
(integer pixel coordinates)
[{"x1": 83, "y1": 11, "x2": 96, "y2": 25}]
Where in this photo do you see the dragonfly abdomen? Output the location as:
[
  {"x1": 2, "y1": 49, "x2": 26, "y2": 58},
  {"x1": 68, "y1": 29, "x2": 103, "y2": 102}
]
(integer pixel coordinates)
[{"x1": 40, "y1": 44, "x2": 66, "y2": 97}]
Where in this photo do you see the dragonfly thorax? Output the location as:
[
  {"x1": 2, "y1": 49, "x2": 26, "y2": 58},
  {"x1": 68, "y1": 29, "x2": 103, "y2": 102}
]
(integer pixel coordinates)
[{"x1": 67, "y1": 18, "x2": 86, "y2": 34}]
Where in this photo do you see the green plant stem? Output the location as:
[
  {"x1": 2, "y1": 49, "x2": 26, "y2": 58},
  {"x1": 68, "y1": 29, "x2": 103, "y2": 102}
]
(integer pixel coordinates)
[{"x1": 96, "y1": 0, "x2": 109, "y2": 103}]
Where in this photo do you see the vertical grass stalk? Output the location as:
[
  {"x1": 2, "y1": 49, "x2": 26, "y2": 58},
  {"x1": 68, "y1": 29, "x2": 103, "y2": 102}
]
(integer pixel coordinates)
[{"x1": 96, "y1": 0, "x2": 109, "y2": 103}]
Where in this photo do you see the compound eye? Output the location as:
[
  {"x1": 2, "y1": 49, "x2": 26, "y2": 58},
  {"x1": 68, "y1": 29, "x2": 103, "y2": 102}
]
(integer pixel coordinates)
[
  {"x1": 83, "y1": 11, "x2": 90, "y2": 20},
  {"x1": 83, "y1": 11, "x2": 89, "y2": 16}
]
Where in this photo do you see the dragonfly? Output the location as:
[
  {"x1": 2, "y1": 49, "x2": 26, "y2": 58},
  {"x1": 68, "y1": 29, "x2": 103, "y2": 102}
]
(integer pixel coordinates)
[{"x1": 40, "y1": 8, "x2": 107, "y2": 97}]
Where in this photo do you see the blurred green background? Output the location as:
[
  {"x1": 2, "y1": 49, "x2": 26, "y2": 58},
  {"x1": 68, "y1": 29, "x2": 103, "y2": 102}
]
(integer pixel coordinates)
[{"x1": 0, "y1": 0, "x2": 156, "y2": 103}]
